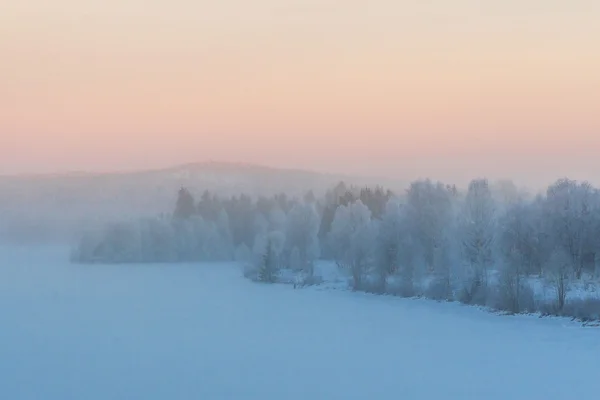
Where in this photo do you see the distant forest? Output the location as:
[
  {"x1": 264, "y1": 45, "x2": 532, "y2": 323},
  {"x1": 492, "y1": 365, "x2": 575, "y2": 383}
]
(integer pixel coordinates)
[{"x1": 73, "y1": 178, "x2": 600, "y2": 321}]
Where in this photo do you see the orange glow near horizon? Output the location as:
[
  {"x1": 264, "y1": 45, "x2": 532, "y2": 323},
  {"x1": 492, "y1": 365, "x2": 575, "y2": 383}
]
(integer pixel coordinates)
[{"x1": 1, "y1": 1, "x2": 599, "y2": 187}]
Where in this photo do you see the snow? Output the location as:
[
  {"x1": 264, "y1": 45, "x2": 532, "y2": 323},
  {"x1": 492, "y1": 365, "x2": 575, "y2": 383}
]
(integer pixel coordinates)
[{"x1": 1, "y1": 246, "x2": 599, "y2": 400}]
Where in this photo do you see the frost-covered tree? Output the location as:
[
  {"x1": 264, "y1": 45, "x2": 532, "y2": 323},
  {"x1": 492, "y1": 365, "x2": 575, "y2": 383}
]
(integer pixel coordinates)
[
  {"x1": 544, "y1": 179, "x2": 598, "y2": 279},
  {"x1": 303, "y1": 190, "x2": 316, "y2": 204},
  {"x1": 285, "y1": 202, "x2": 320, "y2": 277},
  {"x1": 214, "y1": 209, "x2": 234, "y2": 260},
  {"x1": 251, "y1": 230, "x2": 286, "y2": 283},
  {"x1": 458, "y1": 179, "x2": 496, "y2": 304},
  {"x1": 289, "y1": 246, "x2": 302, "y2": 271},
  {"x1": 258, "y1": 239, "x2": 277, "y2": 283},
  {"x1": 497, "y1": 201, "x2": 536, "y2": 313},
  {"x1": 226, "y1": 194, "x2": 255, "y2": 247},
  {"x1": 375, "y1": 199, "x2": 404, "y2": 293},
  {"x1": 200, "y1": 220, "x2": 227, "y2": 261},
  {"x1": 139, "y1": 217, "x2": 176, "y2": 262},
  {"x1": 173, "y1": 188, "x2": 196, "y2": 220},
  {"x1": 404, "y1": 180, "x2": 455, "y2": 297},
  {"x1": 268, "y1": 207, "x2": 287, "y2": 233},
  {"x1": 172, "y1": 216, "x2": 201, "y2": 261},
  {"x1": 546, "y1": 248, "x2": 572, "y2": 311},
  {"x1": 491, "y1": 180, "x2": 526, "y2": 208},
  {"x1": 359, "y1": 186, "x2": 392, "y2": 219},
  {"x1": 254, "y1": 213, "x2": 269, "y2": 238},
  {"x1": 329, "y1": 200, "x2": 376, "y2": 290},
  {"x1": 519, "y1": 196, "x2": 553, "y2": 275}
]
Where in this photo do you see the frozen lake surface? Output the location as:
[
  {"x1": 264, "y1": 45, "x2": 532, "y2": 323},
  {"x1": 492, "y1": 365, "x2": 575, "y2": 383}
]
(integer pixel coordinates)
[{"x1": 1, "y1": 246, "x2": 599, "y2": 400}]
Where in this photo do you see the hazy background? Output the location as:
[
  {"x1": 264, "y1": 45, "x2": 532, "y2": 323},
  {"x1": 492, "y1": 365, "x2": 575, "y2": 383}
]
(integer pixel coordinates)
[{"x1": 2, "y1": 0, "x2": 599, "y2": 187}]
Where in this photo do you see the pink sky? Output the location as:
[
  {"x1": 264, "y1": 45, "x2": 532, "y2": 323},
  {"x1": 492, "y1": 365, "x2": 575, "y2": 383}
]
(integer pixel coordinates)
[{"x1": 1, "y1": 1, "x2": 599, "y2": 187}]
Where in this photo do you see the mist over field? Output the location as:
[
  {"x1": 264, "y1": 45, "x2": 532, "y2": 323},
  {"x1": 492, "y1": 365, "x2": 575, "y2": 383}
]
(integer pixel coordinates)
[{"x1": 3, "y1": 1, "x2": 600, "y2": 398}]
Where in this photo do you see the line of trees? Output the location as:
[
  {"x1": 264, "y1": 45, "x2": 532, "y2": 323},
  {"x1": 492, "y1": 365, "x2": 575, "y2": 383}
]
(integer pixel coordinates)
[{"x1": 73, "y1": 177, "x2": 600, "y2": 319}]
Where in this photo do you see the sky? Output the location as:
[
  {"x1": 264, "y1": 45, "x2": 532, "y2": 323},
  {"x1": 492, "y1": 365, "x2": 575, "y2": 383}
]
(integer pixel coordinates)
[{"x1": 1, "y1": 0, "x2": 599, "y2": 187}]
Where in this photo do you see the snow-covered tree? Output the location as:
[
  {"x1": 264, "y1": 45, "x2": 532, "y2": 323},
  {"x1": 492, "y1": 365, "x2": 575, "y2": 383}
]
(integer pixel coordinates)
[
  {"x1": 546, "y1": 248, "x2": 572, "y2": 311},
  {"x1": 497, "y1": 201, "x2": 537, "y2": 313},
  {"x1": 544, "y1": 179, "x2": 598, "y2": 279},
  {"x1": 258, "y1": 239, "x2": 277, "y2": 283},
  {"x1": 139, "y1": 217, "x2": 176, "y2": 262},
  {"x1": 214, "y1": 209, "x2": 234, "y2": 260},
  {"x1": 173, "y1": 188, "x2": 196, "y2": 220},
  {"x1": 375, "y1": 199, "x2": 404, "y2": 293},
  {"x1": 491, "y1": 179, "x2": 526, "y2": 209},
  {"x1": 285, "y1": 202, "x2": 320, "y2": 277},
  {"x1": 254, "y1": 213, "x2": 269, "y2": 238},
  {"x1": 251, "y1": 230, "x2": 286, "y2": 283},
  {"x1": 329, "y1": 200, "x2": 376, "y2": 290},
  {"x1": 289, "y1": 246, "x2": 302, "y2": 271},
  {"x1": 268, "y1": 207, "x2": 288, "y2": 233},
  {"x1": 172, "y1": 216, "x2": 199, "y2": 261},
  {"x1": 404, "y1": 180, "x2": 455, "y2": 298},
  {"x1": 405, "y1": 180, "x2": 453, "y2": 270},
  {"x1": 458, "y1": 179, "x2": 496, "y2": 304}
]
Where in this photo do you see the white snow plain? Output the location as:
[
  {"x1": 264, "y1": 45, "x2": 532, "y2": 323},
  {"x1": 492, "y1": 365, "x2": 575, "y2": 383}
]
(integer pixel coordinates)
[{"x1": 1, "y1": 246, "x2": 599, "y2": 400}]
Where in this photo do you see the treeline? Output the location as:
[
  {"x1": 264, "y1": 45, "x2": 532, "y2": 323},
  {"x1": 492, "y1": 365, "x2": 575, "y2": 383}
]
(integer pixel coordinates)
[
  {"x1": 72, "y1": 183, "x2": 391, "y2": 265},
  {"x1": 73, "y1": 178, "x2": 600, "y2": 320}
]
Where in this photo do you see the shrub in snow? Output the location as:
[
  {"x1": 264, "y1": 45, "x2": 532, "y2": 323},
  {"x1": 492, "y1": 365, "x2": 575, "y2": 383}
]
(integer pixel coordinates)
[
  {"x1": 425, "y1": 277, "x2": 455, "y2": 301},
  {"x1": 292, "y1": 271, "x2": 323, "y2": 288},
  {"x1": 386, "y1": 276, "x2": 417, "y2": 298},
  {"x1": 360, "y1": 275, "x2": 387, "y2": 294},
  {"x1": 562, "y1": 298, "x2": 600, "y2": 321},
  {"x1": 491, "y1": 277, "x2": 536, "y2": 314},
  {"x1": 457, "y1": 281, "x2": 489, "y2": 306}
]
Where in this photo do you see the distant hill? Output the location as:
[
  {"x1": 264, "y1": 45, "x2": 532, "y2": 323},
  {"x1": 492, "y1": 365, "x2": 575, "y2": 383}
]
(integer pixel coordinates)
[{"x1": 0, "y1": 162, "x2": 406, "y2": 243}]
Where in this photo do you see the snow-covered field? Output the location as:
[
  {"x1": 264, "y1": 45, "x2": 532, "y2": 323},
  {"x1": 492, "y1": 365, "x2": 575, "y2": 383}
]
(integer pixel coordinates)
[{"x1": 1, "y1": 246, "x2": 599, "y2": 400}]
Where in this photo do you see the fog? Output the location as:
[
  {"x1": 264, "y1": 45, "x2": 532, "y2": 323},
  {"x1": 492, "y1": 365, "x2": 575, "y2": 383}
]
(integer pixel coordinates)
[{"x1": 0, "y1": 162, "x2": 405, "y2": 244}]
